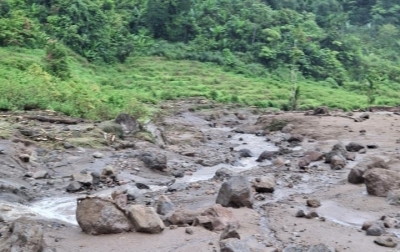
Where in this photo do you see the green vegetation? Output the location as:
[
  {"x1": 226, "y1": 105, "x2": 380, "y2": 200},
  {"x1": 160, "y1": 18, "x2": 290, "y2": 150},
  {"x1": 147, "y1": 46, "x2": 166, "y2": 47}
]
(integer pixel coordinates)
[{"x1": 1, "y1": 0, "x2": 400, "y2": 120}]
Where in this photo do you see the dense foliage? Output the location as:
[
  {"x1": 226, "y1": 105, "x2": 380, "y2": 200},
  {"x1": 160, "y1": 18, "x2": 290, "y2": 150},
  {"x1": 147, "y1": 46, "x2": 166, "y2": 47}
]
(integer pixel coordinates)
[{"x1": 1, "y1": 0, "x2": 400, "y2": 118}]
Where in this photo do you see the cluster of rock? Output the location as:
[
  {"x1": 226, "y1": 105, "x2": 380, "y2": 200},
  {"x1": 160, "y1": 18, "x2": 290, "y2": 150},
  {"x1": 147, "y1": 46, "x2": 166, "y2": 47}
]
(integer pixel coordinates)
[{"x1": 362, "y1": 215, "x2": 400, "y2": 248}]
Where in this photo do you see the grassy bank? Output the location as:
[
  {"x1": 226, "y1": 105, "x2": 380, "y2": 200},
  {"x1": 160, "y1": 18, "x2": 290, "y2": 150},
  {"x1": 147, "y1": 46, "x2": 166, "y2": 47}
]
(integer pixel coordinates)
[{"x1": 0, "y1": 47, "x2": 398, "y2": 120}]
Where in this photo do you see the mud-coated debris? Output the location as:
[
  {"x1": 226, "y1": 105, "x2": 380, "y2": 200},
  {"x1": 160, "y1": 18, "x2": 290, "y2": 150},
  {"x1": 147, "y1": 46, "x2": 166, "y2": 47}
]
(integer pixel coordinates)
[
  {"x1": 127, "y1": 205, "x2": 165, "y2": 234},
  {"x1": 307, "y1": 199, "x2": 321, "y2": 208},
  {"x1": 76, "y1": 197, "x2": 131, "y2": 235},
  {"x1": 346, "y1": 142, "x2": 366, "y2": 152},
  {"x1": 220, "y1": 238, "x2": 250, "y2": 252},
  {"x1": 0, "y1": 217, "x2": 46, "y2": 252},
  {"x1": 366, "y1": 221, "x2": 385, "y2": 236},
  {"x1": 66, "y1": 181, "x2": 82, "y2": 192},
  {"x1": 295, "y1": 210, "x2": 306, "y2": 218},
  {"x1": 185, "y1": 227, "x2": 194, "y2": 235},
  {"x1": 238, "y1": 148, "x2": 253, "y2": 158},
  {"x1": 92, "y1": 152, "x2": 103, "y2": 158},
  {"x1": 220, "y1": 225, "x2": 240, "y2": 240},
  {"x1": 374, "y1": 236, "x2": 398, "y2": 248},
  {"x1": 363, "y1": 168, "x2": 400, "y2": 197},
  {"x1": 216, "y1": 176, "x2": 253, "y2": 208},
  {"x1": 156, "y1": 195, "x2": 175, "y2": 216}
]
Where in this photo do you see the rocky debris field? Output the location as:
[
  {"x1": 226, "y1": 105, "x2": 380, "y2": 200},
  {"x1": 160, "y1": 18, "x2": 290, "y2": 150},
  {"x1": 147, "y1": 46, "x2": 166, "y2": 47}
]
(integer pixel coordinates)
[{"x1": 1, "y1": 100, "x2": 400, "y2": 252}]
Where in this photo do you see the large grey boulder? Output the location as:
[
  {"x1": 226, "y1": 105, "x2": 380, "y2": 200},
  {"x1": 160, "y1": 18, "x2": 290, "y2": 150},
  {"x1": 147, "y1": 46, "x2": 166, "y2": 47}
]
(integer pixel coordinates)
[
  {"x1": 127, "y1": 205, "x2": 165, "y2": 234},
  {"x1": 0, "y1": 217, "x2": 46, "y2": 252},
  {"x1": 216, "y1": 176, "x2": 253, "y2": 208},
  {"x1": 76, "y1": 197, "x2": 131, "y2": 235},
  {"x1": 363, "y1": 168, "x2": 400, "y2": 197}
]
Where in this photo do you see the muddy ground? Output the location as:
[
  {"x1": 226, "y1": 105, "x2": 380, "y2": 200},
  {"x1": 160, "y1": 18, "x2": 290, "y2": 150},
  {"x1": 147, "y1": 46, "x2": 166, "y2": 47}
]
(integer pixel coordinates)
[{"x1": 1, "y1": 99, "x2": 400, "y2": 252}]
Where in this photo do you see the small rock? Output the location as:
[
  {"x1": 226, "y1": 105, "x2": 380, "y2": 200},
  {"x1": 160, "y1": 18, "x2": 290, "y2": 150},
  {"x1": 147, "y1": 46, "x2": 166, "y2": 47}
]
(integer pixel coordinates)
[
  {"x1": 362, "y1": 221, "x2": 372, "y2": 230},
  {"x1": 307, "y1": 199, "x2": 321, "y2": 208},
  {"x1": 136, "y1": 182, "x2": 150, "y2": 190},
  {"x1": 220, "y1": 238, "x2": 250, "y2": 252},
  {"x1": 33, "y1": 170, "x2": 49, "y2": 179},
  {"x1": 220, "y1": 225, "x2": 240, "y2": 240},
  {"x1": 287, "y1": 134, "x2": 304, "y2": 143},
  {"x1": 305, "y1": 212, "x2": 319, "y2": 219},
  {"x1": 366, "y1": 221, "x2": 385, "y2": 236},
  {"x1": 330, "y1": 155, "x2": 346, "y2": 170},
  {"x1": 156, "y1": 195, "x2": 175, "y2": 216},
  {"x1": 92, "y1": 152, "x2": 103, "y2": 158},
  {"x1": 253, "y1": 176, "x2": 275, "y2": 193},
  {"x1": 374, "y1": 237, "x2": 397, "y2": 248},
  {"x1": 169, "y1": 225, "x2": 178, "y2": 230},
  {"x1": 239, "y1": 149, "x2": 253, "y2": 158},
  {"x1": 387, "y1": 190, "x2": 400, "y2": 205},
  {"x1": 348, "y1": 168, "x2": 365, "y2": 184},
  {"x1": 256, "y1": 150, "x2": 279, "y2": 162},
  {"x1": 296, "y1": 210, "x2": 306, "y2": 218},
  {"x1": 66, "y1": 181, "x2": 82, "y2": 192},
  {"x1": 185, "y1": 227, "x2": 194, "y2": 235},
  {"x1": 298, "y1": 157, "x2": 311, "y2": 169},
  {"x1": 346, "y1": 142, "x2": 366, "y2": 152},
  {"x1": 367, "y1": 144, "x2": 379, "y2": 149}
]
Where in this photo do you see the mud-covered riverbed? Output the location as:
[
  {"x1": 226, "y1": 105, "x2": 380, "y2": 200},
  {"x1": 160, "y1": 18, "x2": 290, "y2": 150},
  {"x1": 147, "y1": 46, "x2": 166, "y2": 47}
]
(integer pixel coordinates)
[{"x1": 1, "y1": 100, "x2": 400, "y2": 252}]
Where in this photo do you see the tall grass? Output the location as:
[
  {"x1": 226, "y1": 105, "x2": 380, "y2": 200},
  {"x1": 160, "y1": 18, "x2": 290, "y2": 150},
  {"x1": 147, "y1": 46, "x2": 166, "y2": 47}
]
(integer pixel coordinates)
[{"x1": 0, "y1": 46, "x2": 393, "y2": 120}]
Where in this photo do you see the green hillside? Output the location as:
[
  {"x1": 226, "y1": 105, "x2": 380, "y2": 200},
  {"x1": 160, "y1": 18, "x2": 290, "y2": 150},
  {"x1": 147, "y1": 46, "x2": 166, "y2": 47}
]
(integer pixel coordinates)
[{"x1": 1, "y1": 0, "x2": 400, "y2": 119}]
